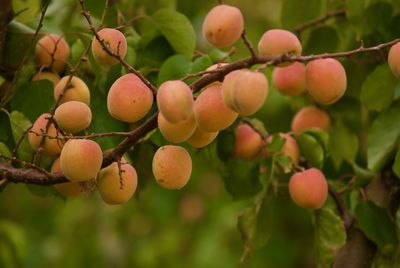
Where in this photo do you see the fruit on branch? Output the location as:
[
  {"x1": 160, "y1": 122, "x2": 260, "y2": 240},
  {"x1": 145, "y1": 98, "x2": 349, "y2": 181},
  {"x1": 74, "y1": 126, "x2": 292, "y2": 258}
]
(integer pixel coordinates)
[
  {"x1": 97, "y1": 160, "x2": 138, "y2": 205},
  {"x1": 202, "y1": 4, "x2": 244, "y2": 48},
  {"x1": 91, "y1": 28, "x2": 127, "y2": 66},
  {"x1": 204, "y1": 63, "x2": 229, "y2": 87},
  {"x1": 186, "y1": 126, "x2": 218, "y2": 148},
  {"x1": 32, "y1": 71, "x2": 60, "y2": 86},
  {"x1": 194, "y1": 84, "x2": 238, "y2": 132},
  {"x1": 291, "y1": 106, "x2": 331, "y2": 133},
  {"x1": 232, "y1": 123, "x2": 264, "y2": 160},
  {"x1": 152, "y1": 145, "x2": 192, "y2": 189},
  {"x1": 388, "y1": 42, "x2": 400, "y2": 79},
  {"x1": 54, "y1": 76, "x2": 90, "y2": 104},
  {"x1": 35, "y1": 34, "x2": 70, "y2": 73},
  {"x1": 60, "y1": 139, "x2": 103, "y2": 182},
  {"x1": 107, "y1": 73, "x2": 153, "y2": 123},
  {"x1": 280, "y1": 133, "x2": 299, "y2": 165},
  {"x1": 158, "y1": 112, "x2": 196, "y2": 143},
  {"x1": 51, "y1": 158, "x2": 81, "y2": 197},
  {"x1": 288, "y1": 168, "x2": 328, "y2": 209},
  {"x1": 54, "y1": 101, "x2": 92, "y2": 133},
  {"x1": 156, "y1": 80, "x2": 194, "y2": 123},
  {"x1": 28, "y1": 113, "x2": 65, "y2": 156},
  {"x1": 272, "y1": 62, "x2": 306, "y2": 96},
  {"x1": 222, "y1": 69, "x2": 269, "y2": 116},
  {"x1": 306, "y1": 58, "x2": 347, "y2": 104}
]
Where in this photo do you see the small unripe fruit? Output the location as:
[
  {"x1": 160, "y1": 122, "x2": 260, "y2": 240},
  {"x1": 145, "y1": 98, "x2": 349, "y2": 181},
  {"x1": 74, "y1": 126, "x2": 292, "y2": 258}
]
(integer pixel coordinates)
[
  {"x1": 158, "y1": 112, "x2": 196, "y2": 143},
  {"x1": 35, "y1": 34, "x2": 70, "y2": 72},
  {"x1": 306, "y1": 58, "x2": 347, "y2": 104},
  {"x1": 32, "y1": 71, "x2": 60, "y2": 86},
  {"x1": 222, "y1": 69, "x2": 269, "y2": 116},
  {"x1": 91, "y1": 28, "x2": 127, "y2": 66},
  {"x1": 280, "y1": 133, "x2": 299, "y2": 165},
  {"x1": 288, "y1": 168, "x2": 328, "y2": 209},
  {"x1": 152, "y1": 145, "x2": 192, "y2": 189},
  {"x1": 54, "y1": 76, "x2": 90, "y2": 105},
  {"x1": 194, "y1": 84, "x2": 238, "y2": 132},
  {"x1": 54, "y1": 101, "x2": 92, "y2": 133},
  {"x1": 388, "y1": 42, "x2": 400, "y2": 79},
  {"x1": 272, "y1": 62, "x2": 306, "y2": 96},
  {"x1": 157, "y1": 80, "x2": 194, "y2": 123},
  {"x1": 28, "y1": 113, "x2": 64, "y2": 156},
  {"x1": 107, "y1": 73, "x2": 153, "y2": 123},
  {"x1": 60, "y1": 139, "x2": 103, "y2": 182},
  {"x1": 97, "y1": 161, "x2": 138, "y2": 205},
  {"x1": 232, "y1": 123, "x2": 264, "y2": 160},
  {"x1": 186, "y1": 126, "x2": 218, "y2": 148},
  {"x1": 51, "y1": 158, "x2": 81, "y2": 197},
  {"x1": 291, "y1": 106, "x2": 331, "y2": 133},
  {"x1": 202, "y1": 5, "x2": 244, "y2": 48}
]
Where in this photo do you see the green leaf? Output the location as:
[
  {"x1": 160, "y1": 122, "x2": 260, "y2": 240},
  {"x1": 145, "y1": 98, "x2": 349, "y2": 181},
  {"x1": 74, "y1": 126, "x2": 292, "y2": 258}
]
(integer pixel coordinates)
[
  {"x1": 0, "y1": 111, "x2": 12, "y2": 143},
  {"x1": 281, "y1": 0, "x2": 323, "y2": 30},
  {"x1": 8, "y1": 111, "x2": 33, "y2": 161},
  {"x1": 12, "y1": 0, "x2": 41, "y2": 23},
  {"x1": 296, "y1": 132, "x2": 324, "y2": 169},
  {"x1": 361, "y1": 64, "x2": 397, "y2": 111},
  {"x1": 393, "y1": 145, "x2": 400, "y2": 178},
  {"x1": 314, "y1": 208, "x2": 346, "y2": 267},
  {"x1": 190, "y1": 55, "x2": 212, "y2": 73},
  {"x1": 303, "y1": 26, "x2": 339, "y2": 55},
  {"x1": 0, "y1": 220, "x2": 27, "y2": 268},
  {"x1": 329, "y1": 121, "x2": 359, "y2": 170},
  {"x1": 216, "y1": 130, "x2": 234, "y2": 162},
  {"x1": 152, "y1": 9, "x2": 196, "y2": 58},
  {"x1": 157, "y1": 54, "x2": 191, "y2": 85},
  {"x1": 0, "y1": 142, "x2": 12, "y2": 160}
]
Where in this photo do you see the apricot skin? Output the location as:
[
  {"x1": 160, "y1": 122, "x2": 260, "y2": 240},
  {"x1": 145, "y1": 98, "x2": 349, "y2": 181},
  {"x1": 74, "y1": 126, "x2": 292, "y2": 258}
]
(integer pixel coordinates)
[
  {"x1": 306, "y1": 58, "x2": 347, "y2": 104},
  {"x1": 281, "y1": 133, "x2": 299, "y2": 165},
  {"x1": 158, "y1": 112, "x2": 196, "y2": 143},
  {"x1": 54, "y1": 101, "x2": 92, "y2": 133},
  {"x1": 157, "y1": 80, "x2": 194, "y2": 123},
  {"x1": 51, "y1": 158, "x2": 81, "y2": 197},
  {"x1": 60, "y1": 139, "x2": 103, "y2": 182},
  {"x1": 152, "y1": 145, "x2": 192, "y2": 189},
  {"x1": 28, "y1": 113, "x2": 64, "y2": 156},
  {"x1": 186, "y1": 126, "x2": 218, "y2": 148},
  {"x1": 32, "y1": 71, "x2": 60, "y2": 86},
  {"x1": 288, "y1": 168, "x2": 328, "y2": 209},
  {"x1": 257, "y1": 29, "x2": 302, "y2": 59},
  {"x1": 388, "y1": 43, "x2": 400, "y2": 79},
  {"x1": 272, "y1": 62, "x2": 306, "y2": 96},
  {"x1": 107, "y1": 73, "x2": 154, "y2": 123},
  {"x1": 91, "y1": 28, "x2": 127, "y2": 66},
  {"x1": 202, "y1": 5, "x2": 244, "y2": 48},
  {"x1": 222, "y1": 69, "x2": 269, "y2": 116},
  {"x1": 291, "y1": 106, "x2": 331, "y2": 133},
  {"x1": 54, "y1": 76, "x2": 90, "y2": 105},
  {"x1": 194, "y1": 85, "x2": 238, "y2": 132},
  {"x1": 232, "y1": 123, "x2": 263, "y2": 160},
  {"x1": 97, "y1": 161, "x2": 138, "y2": 205},
  {"x1": 35, "y1": 34, "x2": 70, "y2": 72}
]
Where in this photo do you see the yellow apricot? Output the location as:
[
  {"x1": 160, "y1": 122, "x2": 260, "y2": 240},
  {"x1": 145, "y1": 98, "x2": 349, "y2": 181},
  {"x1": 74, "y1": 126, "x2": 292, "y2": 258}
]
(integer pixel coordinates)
[
  {"x1": 186, "y1": 126, "x2": 218, "y2": 148},
  {"x1": 272, "y1": 62, "x2": 306, "y2": 96},
  {"x1": 35, "y1": 34, "x2": 70, "y2": 72},
  {"x1": 291, "y1": 106, "x2": 331, "y2": 133},
  {"x1": 158, "y1": 112, "x2": 196, "y2": 143},
  {"x1": 257, "y1": 29, "x2": 302, "y2": 61},
  {"x1": 54, "y1": 101, "x2": 92, "y2": 133},
  {"x1": 91, "y1": 28, "x2": 127, "y2": 66},
  {"x1": 51, "y1": 158, "x2": 81, "y2": 197},
  {"x1": 54, "y1": 76, "x2": 90, "y2": 105},
  {"x1": 388, "y1": 42, "x2": 400, "y2": 79},
  {"x1": 232, "y1": 123, "x2": 264, "y2": 160},
  {"x1": 32, "y1": 71, "x2": 60, "y2": 86}
]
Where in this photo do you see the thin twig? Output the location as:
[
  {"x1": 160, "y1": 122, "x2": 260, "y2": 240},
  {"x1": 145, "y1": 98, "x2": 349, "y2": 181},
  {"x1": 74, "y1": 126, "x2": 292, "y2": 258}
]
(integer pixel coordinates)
[
  {"x1": 295, "y1": 9, "x2": 346, "y2": 36},
  {"x1": 328, "y1": 185, "x2": 353, "y2": 229},
  {"x1": 241, "y1": 30, "x2": 256, "y2": 59},
  {"x1": 29, "y1": 130, "x2": 132, "y2": 140}
]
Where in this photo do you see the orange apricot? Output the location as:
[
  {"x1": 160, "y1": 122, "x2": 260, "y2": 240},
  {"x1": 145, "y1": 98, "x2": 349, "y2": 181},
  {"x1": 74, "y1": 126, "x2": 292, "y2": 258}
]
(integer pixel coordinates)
[
  {"x1": 54, "y1": 101, "x2": 92, "y2": 133},
  {"x1": 186, "y1": 126, "x2": 218, "y2": 148},
  {"x1": 232, "y1": 123, "x2": 264, "y2": 160},
  {"x1": 272, "y1": 62, "x2": 306, "y2": 96},
  {"x1": 257, "y1": 29, "x2": 302, "y2": 61},
  {"x1": 158, "y1": 112, "x2": 196, "y2": 143},
  {"x1": 291, "y1": 106, "x2": 331, "y2": 133},
  {"x1": 54, "y1": 75, "x2": 90, "y2": 105},
  {"x1": 91, "y1": 28, "x2": 127, "y2": 66},
  {"x1": 32, "y1": 71, "x2": 60, "y2": 86},
  {"x1": 388, "y1": 42, "x2": 400, "y2": 79},
  {"x1": 35, "y1": 34, "x2": 70, "y2": 72},
  {"x1": 51, "y1": 158, "x2": 81, "y2": 197}
]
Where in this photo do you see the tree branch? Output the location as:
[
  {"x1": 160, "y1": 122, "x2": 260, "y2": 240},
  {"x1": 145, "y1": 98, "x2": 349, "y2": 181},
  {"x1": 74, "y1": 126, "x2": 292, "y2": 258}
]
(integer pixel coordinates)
[{"x1": 294, "y1": 9, "x2": 346, "y2": 36}]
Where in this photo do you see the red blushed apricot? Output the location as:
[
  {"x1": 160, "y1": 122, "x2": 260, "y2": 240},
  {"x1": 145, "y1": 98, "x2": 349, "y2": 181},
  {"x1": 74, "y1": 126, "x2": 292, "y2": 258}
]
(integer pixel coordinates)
[
  {"x1": 91, "y1": 28, "x2": 127, "y2": 66},
  {"x1": 152, "y1": 145, "x2": 192, "y2": 190},
  {"x1": 194, "y1": 84, "x2": 238, "y2": 132},
  {"x1": 157, "y1": 80, "x2": 194, "y2": 123},
  {"x1": 158, "y1": 112, "x2": 196, "y2": 143},
  {"x1": 60, "y1": 139, "x2": 103, "y2": 182},
  {"x1": 28, "y1": 113, "x2": 64, "y2": 156},
  {"x1": 32, "y1": 71, "x2": 60, "y2": 86},
  {"x1": 288, "y1": 168, "x2": 328, "y2": 209},
  {"x1": 54, "y1": 76, "x2": 90, "y2": 105},
  {"x1": 388, "y1": 43, "x2": 400, "y2": 79},
  {"x1": 280, "y1": 133, "x2": 299, "y2": 165},
  {"x1": 202, "y1": 4, "x2": 244, "y2": 48},
  {"x1": 51, "y1": 158, "x2": 81, "y2": 197},
  {"x1": 232, "y1": 123, "x2": 264, "y2": 160},
  {"x1": 306, "y1": 58, "x2": 347, "y2": 104},
  {"x1": 272, "y1": 62, "x2": 306, "y2": 96},
  {"x1": 35, "y1": 34, "x2": 70, "y2": 73},
  {"x1": 291, "y1": 106, "x2": 331, "y2": 133},
  {"x1": 222, "y1": 69, "x2": 269, "y2": 116},
  {"x1": 186, "y1": 126, "x2": 218, "y2": 148},
  {"x1": 54, "y1": 101, "x2": 92, "y2": 133},
  {"x1": 107, "y1": 73, "x2": 154, "y2": 123},
  {"x1": 257, "y1": 29, "x2": 302, "y2": 61}
]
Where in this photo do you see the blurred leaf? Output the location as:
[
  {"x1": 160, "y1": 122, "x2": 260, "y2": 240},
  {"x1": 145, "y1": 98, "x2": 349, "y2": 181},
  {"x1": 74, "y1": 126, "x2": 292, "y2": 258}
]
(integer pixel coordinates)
[
  {"x1": 281, "y1": 0, "x2": 323, "y2": 30},
  {"x1": 157, "y1": 54, "x2": 191, "y2": 85},
  {"x1": 0, "y1": 111, "x2": 12, "y2": 143},
  {"x1": 217, "y1": 130, "x2": 234, "y2": 162},
  {"x1": 190, "y1": 55, "x2": 212, "y2": 73},
  {"x1": 267, "y1": 134, "x2": 285, "y2": 154},
  {"x1": 304, "y1": 26, "x2": 339, "y2": 55},
  {"x1": 393, "y1": 145, "x2": 400, "y2": 178},
  {"x1": 0, "y1": 220, "x2": 27, "y2": 268},
  {"x1": 329, "y1": 121, "x2": 359, "y2": 170},
  {"x1": 209, "y1": 48, "x2": 231, "y2": 63},
  {"x1": 8, "y1": 111, "x2": 33, "y2": 162},
  {"x1": 12, "y1": 0, "x2": 40, "y2": 23},
  {"x1": 296, "y1": 132, "x2": 324, "y2": 169},
  {"x1": 302, "y1": 128, "x2": 329, "y2": 152},
  {"x1": 0, "y1": 142, "x2": 12, "y2": 160},
  {"x1": 26, "y1": 184, "x2": 59, "y2": 197}
]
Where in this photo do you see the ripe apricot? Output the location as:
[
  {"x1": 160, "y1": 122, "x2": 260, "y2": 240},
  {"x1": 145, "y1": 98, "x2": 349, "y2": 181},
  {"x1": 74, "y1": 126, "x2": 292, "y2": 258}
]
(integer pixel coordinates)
[
  {"x1": 51, "y1": 157, "x2": 81, "y2": 197},
  {"x1": 91, "y1": 28, "x2": 127, "y2": 66},
  {"x1": 35, "y1": 34, "x2": 70, "y2": 72},
  {"x1": 107, "y1": 73, "x2": 153, "y2": 123},
  {"x1": 152, "y1": 145, "x2": 192, "y2": 189},
  {"x1": 54, "y1": 75, "x2": 90, "y2": 105},
  {"x1": 32, "y1": 71, "x2": 60, "y2": 86},
  {"x1": 257, "y1": 29, "x2": 302, "y2": 61},
  {"x1": 202, "y1": 4, "x2": 244, "y2": 48},
  {"x1": 388, "y1": 42, "x2": 400, "y2": 79},
  {"x1": 186, "y1": 126, "x2": 218, "y2": 148},
  {"x1": 272, "y1": 62, "x2": 306, "y2": 96},
  {"x1": 280, "y1": 133, "x2": 299, "y2": 165},
  {"x1": 54, "y1": 101, "x2": 92, "y2": 133},
  {"x1": 291, "y1": 106, "x2": 331, "y2": 133},
  {"x1": 158, "y1": 112, "x2": 196, "y2": 143},
  {"x1": 232, "y1": 123, "x2": 264, "y2": 160}
]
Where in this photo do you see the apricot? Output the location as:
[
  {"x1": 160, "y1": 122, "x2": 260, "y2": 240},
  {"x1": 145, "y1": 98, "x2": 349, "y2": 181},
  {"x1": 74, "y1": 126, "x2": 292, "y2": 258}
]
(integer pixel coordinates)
[
  {"x1": 156, "y1": 80, "x2": 194, "y2": 123},
  {"x1": 158, "y1": 112, "x2": 196, "y2": 143},
  {"x1": 51, "y1": 157, "x2": 81, "y2": 197},
  {"x1": 107, "y1": 73, "x2": 154, "y2": 123},
  {"x1": 272, "y1": 62, "x2": 306, "y2": 96},
  {"x1": 35, "y1": 34, "x2": 70, "y2": 72},
  {"x1": 291, "y1": 106, "x2": 331, "y2": 133},
  {"x1": 232, "y1": 123, "x2": 264, "y2": 160},
  {"x1": 97, "y1": 161, "x2": 138, "y2": 205},
  {"x1": 194, "y1": 84, "x2": 238, "y2": 132},
  {"x1": 388, "y1": 42, "x2": 400, "y2": 79},
  {"x1": 91, "y1": 28, "x2": 127, "y2": 66},
  {"x1": 306, "y1": 58, "x2": 347, "y2": 104},
  {"x1": 280, "y1": 133, "x2": 299, "y2": 165},
  {"x1": 152, "y1": 145, "x2": 192, "y2": 189},
  {"x1": 60, "y1": 139, "x2": 103, "y2": 182},
  {"x1": 32, "y1": 71, "x2": 60, "y2": 86},
  {"x1": 288, "y1": 168, "x2": 328, "y2": 209},
  {"x1": 202, "y1": 4, "x2": 244, "y2": 48},
  {"x1": 54, "y1": 101, "x2": 92, "y2": 133},
  {"x1": 257, "y1": 29, "x2": 302, "y2": 61},
  {"x1": 186, "y1": 126, "x2": 218, "y2": 148},
  {"x1": 54, "y1": 75, "x2": 90, "y2": 105},
  {"x1": 222, "y1": 69, "x2": 269, "y2": 116},
  {"x1": 28, "y1": 113, "x2": 64, "y2": 156}
]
